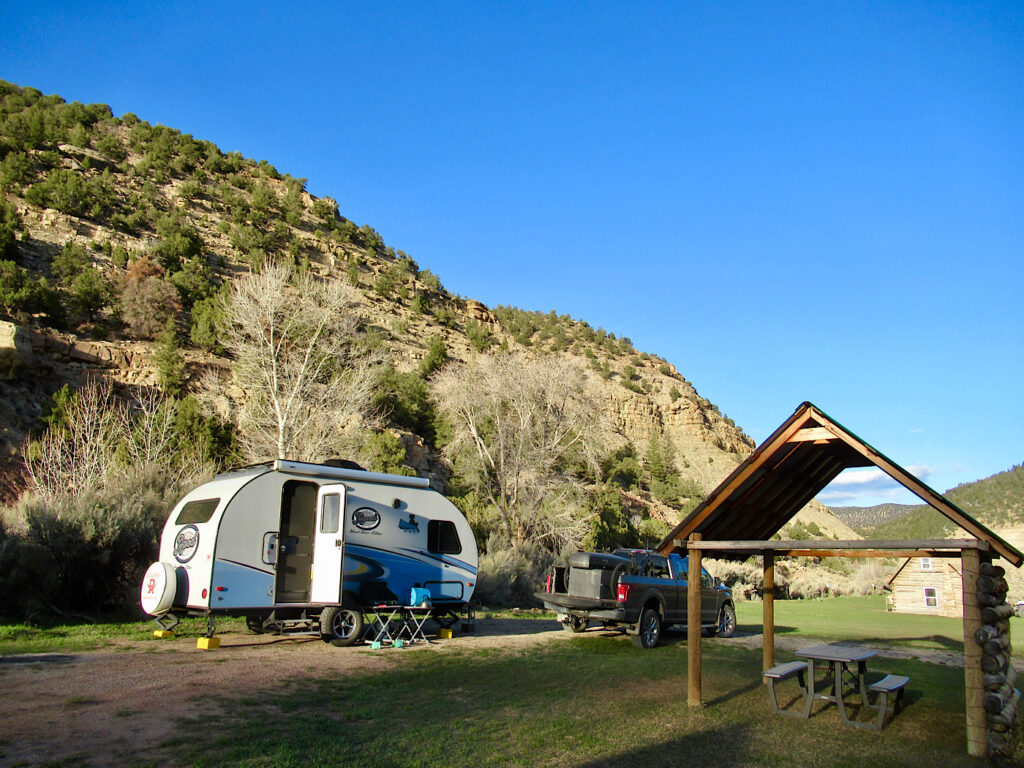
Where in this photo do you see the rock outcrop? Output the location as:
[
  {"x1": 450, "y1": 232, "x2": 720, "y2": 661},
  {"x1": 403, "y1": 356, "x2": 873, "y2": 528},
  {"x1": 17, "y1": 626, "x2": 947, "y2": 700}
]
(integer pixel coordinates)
[{"x1": 0, "y1": 322, "x2": 32, "y2": 379}]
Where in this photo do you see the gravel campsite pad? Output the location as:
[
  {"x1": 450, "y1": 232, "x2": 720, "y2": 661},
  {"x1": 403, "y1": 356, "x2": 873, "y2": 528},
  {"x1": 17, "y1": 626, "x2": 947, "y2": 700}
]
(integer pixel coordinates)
[{"x1": 0, "y1": 618, "x2": 562, "y2": 767}]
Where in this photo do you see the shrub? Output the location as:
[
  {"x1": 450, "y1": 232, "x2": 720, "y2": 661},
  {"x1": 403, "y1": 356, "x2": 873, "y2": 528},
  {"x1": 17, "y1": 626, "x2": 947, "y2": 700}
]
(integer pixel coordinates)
[
  {"x1": 153, "y1": 212, "x2": 203, "y2": 271},
  {"x1": 120, "y1": 275, "x2": 181, "y2": 339},
  {"x1": 50, "y1": 241, "x2": 90, "y2": 286},
  {"x1": 418, "y1": 335, "x2": 447, "y2": 377},
  {"x1": 466, "y1": 319, "x2": 493, "y2": 352},
  {"x1": 360, "y1": 431, "x2": 415, "y2": 476},
  {"x1": 0, "y1": 260, "x2": 62, "y2": 321},
  {"x1": 189, "y1": 293, "x2": 223, "y2": 351},
  {"x1": 373, "y1": 369, "x2": 436, "y2": 440},
  {"x1": 583, "y1": 488, "x2": 639, "y2": 552},
  {"x1": 0, "y1": 200, "x2": 21, "y2": 260},
  {"x1": 69, "y1": 268, "x2": 112, "y2": 322},
  {"x1": 475, "y1": 543, "x2": 554, "y2": 607}
]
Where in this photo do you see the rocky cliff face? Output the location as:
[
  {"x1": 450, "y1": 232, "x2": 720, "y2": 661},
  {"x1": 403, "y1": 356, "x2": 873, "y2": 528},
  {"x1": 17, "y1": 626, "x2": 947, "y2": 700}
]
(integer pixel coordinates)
[{"x1": 0, "y1": 83, "x2": 790, "y2": 534}]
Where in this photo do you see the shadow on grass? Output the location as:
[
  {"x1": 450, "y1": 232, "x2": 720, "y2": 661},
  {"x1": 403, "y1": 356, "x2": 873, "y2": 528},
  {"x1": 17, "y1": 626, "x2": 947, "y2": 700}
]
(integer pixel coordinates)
[{"x1": 576, "y1": 723, "x2": 756, "y2": 768}]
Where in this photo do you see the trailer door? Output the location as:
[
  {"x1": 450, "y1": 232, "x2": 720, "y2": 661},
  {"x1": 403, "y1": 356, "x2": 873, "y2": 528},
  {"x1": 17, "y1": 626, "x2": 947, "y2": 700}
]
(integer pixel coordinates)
[{"x1": 310, "y1": 484, "x2": 347, "y2": 604}]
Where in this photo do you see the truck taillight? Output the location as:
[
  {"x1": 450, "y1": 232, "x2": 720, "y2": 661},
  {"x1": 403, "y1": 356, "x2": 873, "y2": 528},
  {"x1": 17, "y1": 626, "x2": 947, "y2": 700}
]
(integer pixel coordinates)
[{"x1": 617, "y1": 582, "x2": 630, "y2": 602}]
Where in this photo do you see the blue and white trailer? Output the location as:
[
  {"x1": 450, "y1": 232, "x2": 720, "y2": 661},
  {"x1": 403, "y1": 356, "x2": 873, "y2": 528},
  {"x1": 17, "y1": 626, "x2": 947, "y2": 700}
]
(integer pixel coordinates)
[{"x1": 140, "y1": 459, "x2": 478, "y2": 645}]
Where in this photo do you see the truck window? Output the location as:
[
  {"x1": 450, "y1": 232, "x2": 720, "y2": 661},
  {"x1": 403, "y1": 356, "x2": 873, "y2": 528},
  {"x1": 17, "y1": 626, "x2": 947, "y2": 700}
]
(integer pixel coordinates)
[
  {"x1": 428, "y1": 520, "x2": 462, "y2": 555},
  {"x1": 648, "y1": 555, "x2": 670, "y2": 578},
  {"x1": 174, "y1": 498, "x2": 219, "y2": 525}
]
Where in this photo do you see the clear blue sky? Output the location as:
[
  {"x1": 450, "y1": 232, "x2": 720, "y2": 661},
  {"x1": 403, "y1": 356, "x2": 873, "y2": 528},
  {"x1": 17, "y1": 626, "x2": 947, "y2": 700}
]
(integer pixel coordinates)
[{"x1": 3, "y1": 1, "x2": 1022, "y2": 506}]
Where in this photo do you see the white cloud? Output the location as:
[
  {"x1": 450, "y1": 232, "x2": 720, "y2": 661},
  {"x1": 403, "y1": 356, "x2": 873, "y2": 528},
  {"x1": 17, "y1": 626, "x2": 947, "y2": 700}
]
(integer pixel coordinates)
[{"x1": 816, "y1": 465, "x2": 936, "y2": 507}]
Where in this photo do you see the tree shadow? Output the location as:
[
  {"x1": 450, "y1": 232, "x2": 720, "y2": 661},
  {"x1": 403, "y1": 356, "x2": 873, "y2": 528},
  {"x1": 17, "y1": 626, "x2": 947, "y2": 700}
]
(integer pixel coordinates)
[{"x1": 576, "y1": 723, "x2": 756, "y2": 768}]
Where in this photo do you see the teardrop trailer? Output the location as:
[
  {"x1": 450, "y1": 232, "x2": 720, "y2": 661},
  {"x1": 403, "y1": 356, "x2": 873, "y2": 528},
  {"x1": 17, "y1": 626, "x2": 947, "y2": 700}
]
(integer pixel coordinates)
[{"x1": 140, "y1": 459, "x2": 478, "y2": 645}]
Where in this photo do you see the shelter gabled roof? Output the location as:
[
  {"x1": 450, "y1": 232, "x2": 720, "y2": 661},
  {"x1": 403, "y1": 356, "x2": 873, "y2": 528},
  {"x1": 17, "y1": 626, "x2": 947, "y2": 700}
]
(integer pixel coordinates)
[{"x1": 656, "y1": 402, "x2": 1024, "y2": 567}]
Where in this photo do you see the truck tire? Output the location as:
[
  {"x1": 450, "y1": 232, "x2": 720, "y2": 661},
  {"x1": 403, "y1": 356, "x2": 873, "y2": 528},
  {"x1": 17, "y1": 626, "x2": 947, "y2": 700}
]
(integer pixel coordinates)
[
  {"x1": 716, "y1": 604, "x2": 736, "y2": 638},
  {"x1": 562, "y1": 615, "x2": 588, "y2": 633},
  {"x1": 320, "y1": 603, "x2": 364, "y2": 647},
  {"x1": 633, "y1": 608, "x2": 662, "y2": 649}
]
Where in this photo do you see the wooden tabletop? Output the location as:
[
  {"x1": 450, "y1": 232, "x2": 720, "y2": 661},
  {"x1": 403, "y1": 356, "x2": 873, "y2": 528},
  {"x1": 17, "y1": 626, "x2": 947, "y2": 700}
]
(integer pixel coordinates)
[{"x1": 795, "y1": 643, "x2": 877, "y2": 663}]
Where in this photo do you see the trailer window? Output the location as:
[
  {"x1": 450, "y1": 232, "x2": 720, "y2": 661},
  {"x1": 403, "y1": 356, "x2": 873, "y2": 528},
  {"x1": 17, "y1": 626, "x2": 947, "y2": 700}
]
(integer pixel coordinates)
[
  {"x1": 174, "y1": 498, "x2": 219, "y2": 525},
  {"x1": 428, "y1": 520, "x2": 462, "y2": 555},
  {"x1": 320, "y1": 493, "x2": 341, "y2": 533}
]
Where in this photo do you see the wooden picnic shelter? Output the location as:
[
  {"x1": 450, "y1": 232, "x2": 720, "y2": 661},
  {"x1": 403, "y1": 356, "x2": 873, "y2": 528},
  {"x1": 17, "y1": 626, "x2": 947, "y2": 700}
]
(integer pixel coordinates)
[{"x1": 656, "y1": 401, "x2": 1023, "y2": 758}]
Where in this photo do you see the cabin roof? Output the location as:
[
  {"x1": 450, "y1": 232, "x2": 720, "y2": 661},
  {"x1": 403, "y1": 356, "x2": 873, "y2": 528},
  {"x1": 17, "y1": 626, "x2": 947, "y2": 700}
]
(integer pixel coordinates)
[
  {"x1": 657, "y1": 402, "x2": 1024, "y2": 567},
  {"x1": 886, "y1": 556, "x2": 963, "y2": 586}
]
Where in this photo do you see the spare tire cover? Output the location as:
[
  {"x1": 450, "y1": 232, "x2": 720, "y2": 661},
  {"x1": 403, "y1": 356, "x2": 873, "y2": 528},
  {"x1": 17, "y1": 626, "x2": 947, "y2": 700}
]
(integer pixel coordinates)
[{"x1": 140, "y1": 562, "x2": 177, "y2": 616}]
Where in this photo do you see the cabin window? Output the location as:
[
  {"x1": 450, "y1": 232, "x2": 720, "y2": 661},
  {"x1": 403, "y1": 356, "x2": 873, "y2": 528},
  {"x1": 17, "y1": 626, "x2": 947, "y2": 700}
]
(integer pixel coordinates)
[
  {"x1": 427, "y1": 520, "x2": 462, "y2": 555},
  {"x1": 924, "y1": 587, "x2": 938, "y2": 607},
  {"x1": 320, "y1": 493, "x2": 341, "y2": 533},
  {"x1": 920, "y1": 557, "x2": 933, "y2": 571},
  {"x1": 174, "y1": 498, "x2": 219, "y2": 525}
]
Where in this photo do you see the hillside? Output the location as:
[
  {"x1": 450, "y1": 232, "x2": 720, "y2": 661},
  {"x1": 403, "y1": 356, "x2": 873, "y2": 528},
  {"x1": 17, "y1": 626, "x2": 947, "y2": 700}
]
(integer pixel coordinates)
[
  {"x1": 0, "y1": 80, "x2": 764, "y2": 521},
  {"x1": 829, "y1": 503, "x2": 921, "y2": 530}
]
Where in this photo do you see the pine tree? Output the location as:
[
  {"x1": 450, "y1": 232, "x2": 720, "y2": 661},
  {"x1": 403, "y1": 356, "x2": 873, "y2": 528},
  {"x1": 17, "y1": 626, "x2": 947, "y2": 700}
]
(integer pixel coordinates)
[{"x1": 155, "y1": 319, "x2": 184, "y2": 396}]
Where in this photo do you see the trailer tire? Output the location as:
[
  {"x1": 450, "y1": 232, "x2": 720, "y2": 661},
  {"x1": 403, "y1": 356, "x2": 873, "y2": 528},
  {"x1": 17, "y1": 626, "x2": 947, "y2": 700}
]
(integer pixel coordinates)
[
  {"x1": 320, "y1": 604, "x2": 364, "y2": 647},
  {"x1": 245, "y1": 615, "x2": 267, "y2": 634}
]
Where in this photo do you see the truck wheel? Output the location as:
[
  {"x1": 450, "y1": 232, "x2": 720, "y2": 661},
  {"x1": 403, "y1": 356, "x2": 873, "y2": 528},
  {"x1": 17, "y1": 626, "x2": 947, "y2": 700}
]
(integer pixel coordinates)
[
  {"x1": 716, "y1": 604, "x2": 736, "y2": 638},
  {"x1": 562, "y1": 615, "x2": 588, "y2": 633},
  {"x1": 320, "y1": 604, "x2": 364, "y2": 647},
  {"x1": 633, "y1": 608, "x2": 661, "y2": 649}
]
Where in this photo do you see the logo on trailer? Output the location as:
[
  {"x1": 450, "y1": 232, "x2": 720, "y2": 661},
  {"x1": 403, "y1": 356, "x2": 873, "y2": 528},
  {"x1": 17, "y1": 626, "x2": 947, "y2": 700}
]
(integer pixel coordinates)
[
  {"x1": 399, "y1": 513, "x2": 419, "y2": 534},
  {"x1": 173, "y1": 525, "x2": 200, "y2": 563},
  {"x1": 146, "y1": 576, "x2": 157, "y2": 595},
  {"x1": 352, "y1": 507, "x2": 381, "y2": 531}
]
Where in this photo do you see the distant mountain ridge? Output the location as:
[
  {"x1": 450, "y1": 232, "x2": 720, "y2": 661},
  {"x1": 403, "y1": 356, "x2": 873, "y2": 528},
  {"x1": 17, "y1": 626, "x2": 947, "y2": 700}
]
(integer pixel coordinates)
[{"x1": 830, "y1": 464, "x2": 1024, "y2": 539}]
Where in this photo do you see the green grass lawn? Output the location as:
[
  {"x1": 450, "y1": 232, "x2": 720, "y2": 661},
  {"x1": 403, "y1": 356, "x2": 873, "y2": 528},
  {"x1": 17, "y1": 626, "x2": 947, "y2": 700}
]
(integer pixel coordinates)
[
  {"x1": 0, "y1": 615, "x2": 246, "y2": 655},
  {"x1": 734, "y1": 595, "x2": 1024, "y2": 655},
  {"x1": 161, "y1": 638, "x2": 1000, "y2": 768},
  {"x1": 4, "y1": 599, "x2": 1022, "y2": 766}
]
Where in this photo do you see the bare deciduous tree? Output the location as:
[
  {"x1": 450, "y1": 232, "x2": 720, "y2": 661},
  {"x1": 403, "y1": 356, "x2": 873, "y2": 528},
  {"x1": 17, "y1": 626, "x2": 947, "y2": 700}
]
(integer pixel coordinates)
[
  {"x1": 433, "y1": 351, "x2": 602, "y2": 550},
  {"x1": 24, "y1": 379, "x2": 210, "y2": 504},
  {"x1": 217, "y1": 261, "x2": 377, "y2": 462}
]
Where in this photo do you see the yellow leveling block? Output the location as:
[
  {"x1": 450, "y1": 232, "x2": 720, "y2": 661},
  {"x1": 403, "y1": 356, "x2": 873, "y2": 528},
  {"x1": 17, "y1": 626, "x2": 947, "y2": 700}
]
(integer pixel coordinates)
[
  {"x1": 197, "y1": 637, "x2": 221, "y2": 650},
  {"x1": 437, "y1": 628, "x2": 453, "y2": 640},
  {"x1": 153, "y1": 630, "x2": 175, "y2": 639}
]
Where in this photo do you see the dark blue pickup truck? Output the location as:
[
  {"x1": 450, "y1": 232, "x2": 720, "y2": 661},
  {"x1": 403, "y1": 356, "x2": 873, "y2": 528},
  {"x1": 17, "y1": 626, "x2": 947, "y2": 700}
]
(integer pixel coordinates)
[{"x1": 537, "y1": 548, "x2": 736, "y2": 648}]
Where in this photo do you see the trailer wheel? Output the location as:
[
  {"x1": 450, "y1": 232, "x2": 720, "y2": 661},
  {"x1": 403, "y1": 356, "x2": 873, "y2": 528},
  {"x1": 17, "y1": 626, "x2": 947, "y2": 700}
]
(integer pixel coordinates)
[
  {"x1": 245, "y1": 615, "x2": 266, "y2": 634},
  {"x1": 320, "y1": 604, "x2": 364, "y2": 647}
]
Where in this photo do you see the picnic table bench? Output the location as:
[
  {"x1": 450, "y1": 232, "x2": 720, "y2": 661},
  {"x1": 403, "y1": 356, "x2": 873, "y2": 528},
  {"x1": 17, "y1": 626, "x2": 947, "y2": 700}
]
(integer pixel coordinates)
[{"x1": 763, "y1": 644, "x2": 910, "y2": 730}]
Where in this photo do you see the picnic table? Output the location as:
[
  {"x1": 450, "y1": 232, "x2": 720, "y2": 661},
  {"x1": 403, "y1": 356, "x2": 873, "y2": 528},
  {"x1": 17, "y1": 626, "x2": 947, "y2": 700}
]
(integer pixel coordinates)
[{"x1": 795, "y1": 643, "x2": 875, "y2": 726}]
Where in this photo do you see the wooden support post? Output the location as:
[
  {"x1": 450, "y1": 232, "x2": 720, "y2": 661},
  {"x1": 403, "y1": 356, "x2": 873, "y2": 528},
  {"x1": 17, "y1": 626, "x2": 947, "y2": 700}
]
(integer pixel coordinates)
[
  {"x1": 688, "y1": 533, "x2": 703, "y2": 707},
  {"x1": 962, "y1": 547, "x2": 986, "y2": 757},
  {"x1": 763, "y1": 552, "x2": 775, "y2": 680}
]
